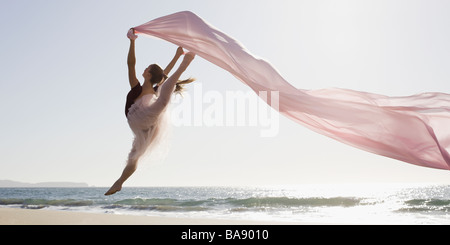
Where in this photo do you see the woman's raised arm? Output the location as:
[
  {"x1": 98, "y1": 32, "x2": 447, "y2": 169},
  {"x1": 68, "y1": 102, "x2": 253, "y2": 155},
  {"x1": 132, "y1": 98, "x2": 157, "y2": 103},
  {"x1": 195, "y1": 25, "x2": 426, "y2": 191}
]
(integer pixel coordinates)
[{"x1": 127, "y1": 29, "x2": 139, "y2": 88}]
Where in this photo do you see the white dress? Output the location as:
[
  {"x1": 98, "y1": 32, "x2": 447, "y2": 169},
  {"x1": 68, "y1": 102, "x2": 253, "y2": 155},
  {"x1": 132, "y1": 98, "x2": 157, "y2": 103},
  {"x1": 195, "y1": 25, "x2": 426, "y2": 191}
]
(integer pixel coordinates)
[{"x1": 126, "y1": 82, "x2": 174, "y2": 166}]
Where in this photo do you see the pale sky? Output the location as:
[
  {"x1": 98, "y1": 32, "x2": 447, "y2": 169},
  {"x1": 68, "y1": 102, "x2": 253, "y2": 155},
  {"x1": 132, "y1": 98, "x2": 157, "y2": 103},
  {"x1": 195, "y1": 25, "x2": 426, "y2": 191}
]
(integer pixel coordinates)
[{"x1": 1, "y1": 0, "x2": 449, "y2": 187}]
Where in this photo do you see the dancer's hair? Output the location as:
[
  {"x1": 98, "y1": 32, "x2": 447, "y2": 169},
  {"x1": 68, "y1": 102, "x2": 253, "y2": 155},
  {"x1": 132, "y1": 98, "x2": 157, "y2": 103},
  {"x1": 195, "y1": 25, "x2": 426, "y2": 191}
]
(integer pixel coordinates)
[{"x1": 149, "y1": 64, "x2": 195, "y2": 94}]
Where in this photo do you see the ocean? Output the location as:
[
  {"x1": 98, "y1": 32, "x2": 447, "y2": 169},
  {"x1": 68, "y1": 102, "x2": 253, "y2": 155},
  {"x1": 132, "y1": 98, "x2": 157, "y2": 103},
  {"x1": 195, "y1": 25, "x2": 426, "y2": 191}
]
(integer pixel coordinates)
[{"x1": 0, "y1": 184, "x2": 449, "y2": 224}]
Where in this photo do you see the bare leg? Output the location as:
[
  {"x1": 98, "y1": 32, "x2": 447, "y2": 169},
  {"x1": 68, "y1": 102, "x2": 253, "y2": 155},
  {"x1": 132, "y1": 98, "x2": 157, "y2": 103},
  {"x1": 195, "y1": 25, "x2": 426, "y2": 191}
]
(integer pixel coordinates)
[
  {"x1": 154, "y1": 52, "x2": 196, "y2": 108},
  {"x1": 104, "y1": 159, "x2": 138, "y2": 195}
]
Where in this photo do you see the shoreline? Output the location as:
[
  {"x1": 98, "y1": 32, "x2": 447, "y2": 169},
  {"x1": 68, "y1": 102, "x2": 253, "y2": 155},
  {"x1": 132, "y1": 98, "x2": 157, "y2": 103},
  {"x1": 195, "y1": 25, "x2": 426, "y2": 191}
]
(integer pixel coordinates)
[{"x1": 0, "y1": 207, "x2": 319, "y2": 225}]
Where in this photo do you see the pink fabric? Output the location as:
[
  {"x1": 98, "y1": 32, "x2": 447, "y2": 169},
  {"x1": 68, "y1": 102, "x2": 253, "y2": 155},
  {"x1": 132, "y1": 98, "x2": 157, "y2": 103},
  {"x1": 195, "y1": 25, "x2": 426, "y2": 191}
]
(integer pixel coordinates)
[{"x1": 133, "y1": 11, "x2": 450, "y2": 170}]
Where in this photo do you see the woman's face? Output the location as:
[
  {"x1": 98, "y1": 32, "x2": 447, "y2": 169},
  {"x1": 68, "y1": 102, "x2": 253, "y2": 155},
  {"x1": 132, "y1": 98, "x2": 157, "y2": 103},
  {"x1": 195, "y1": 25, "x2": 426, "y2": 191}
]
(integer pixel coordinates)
[{"x1": 142, "y1": 65, "x2": 153, "y2": 80}]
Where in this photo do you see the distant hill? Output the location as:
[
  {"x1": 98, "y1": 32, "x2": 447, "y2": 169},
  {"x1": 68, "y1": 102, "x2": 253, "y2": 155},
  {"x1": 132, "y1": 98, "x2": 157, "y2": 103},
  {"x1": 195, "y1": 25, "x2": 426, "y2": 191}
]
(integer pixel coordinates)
[{"x1": 0, "y1": 180, "x2": 89, "y2": 187}]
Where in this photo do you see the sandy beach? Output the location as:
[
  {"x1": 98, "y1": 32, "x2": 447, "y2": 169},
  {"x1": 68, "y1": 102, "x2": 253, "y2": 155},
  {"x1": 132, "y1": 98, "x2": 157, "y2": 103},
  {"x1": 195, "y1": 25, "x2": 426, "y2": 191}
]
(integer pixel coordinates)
[{"x1": 0, "y1": 207, "x2": 309, "y2": 225}]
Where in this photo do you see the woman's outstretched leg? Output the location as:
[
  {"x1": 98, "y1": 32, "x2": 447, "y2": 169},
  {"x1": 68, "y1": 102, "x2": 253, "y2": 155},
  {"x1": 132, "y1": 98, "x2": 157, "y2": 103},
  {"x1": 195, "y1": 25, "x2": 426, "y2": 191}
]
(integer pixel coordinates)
[
  {"x1": 153, "y1": 53, "x2": 196, "y2": 110},
  {"x1": 104, "y1": 159, "x2": 138, "y2": 195}
]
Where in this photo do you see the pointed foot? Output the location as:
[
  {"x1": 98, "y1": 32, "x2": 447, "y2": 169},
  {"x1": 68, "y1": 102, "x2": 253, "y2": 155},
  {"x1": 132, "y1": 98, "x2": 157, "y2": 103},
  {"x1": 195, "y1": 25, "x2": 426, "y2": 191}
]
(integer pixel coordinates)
[{"x1": 104, "y1": 180, "x2": 122, "y2": 196}]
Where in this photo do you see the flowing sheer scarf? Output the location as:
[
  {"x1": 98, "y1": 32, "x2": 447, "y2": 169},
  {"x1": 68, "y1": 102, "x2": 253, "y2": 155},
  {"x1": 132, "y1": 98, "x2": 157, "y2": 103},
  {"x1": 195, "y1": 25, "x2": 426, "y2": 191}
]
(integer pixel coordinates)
[{"x1": 132, "y1": 11, "x2": 450, "y2": 170}]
